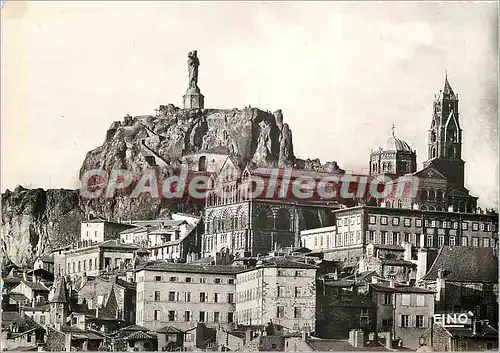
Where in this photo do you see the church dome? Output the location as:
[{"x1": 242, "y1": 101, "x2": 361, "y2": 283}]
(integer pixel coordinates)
[{"x1": 384, "y1": 135, "x2": 413, "y2": 152}]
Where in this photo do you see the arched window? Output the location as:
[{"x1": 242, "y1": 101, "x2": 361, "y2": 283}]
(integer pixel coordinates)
[
  {"x1": 431, "y1": 131, "x2": 436, "y2": 142},
  {"x1": 397, "y1": 200, "x2": 403, "y2": 209},
  {"x1": 432, "y1": 147, "x2": 437, "y2": 158}
]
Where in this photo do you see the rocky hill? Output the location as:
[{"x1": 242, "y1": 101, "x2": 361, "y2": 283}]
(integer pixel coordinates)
[{"x1": 2, "y1": 104, "x2": 343, "y2": 267}]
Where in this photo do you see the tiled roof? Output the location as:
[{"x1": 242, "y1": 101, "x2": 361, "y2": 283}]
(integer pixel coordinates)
[
  {"x1": 125, "y1": 331, "x2": 155, "y2": 341},
  {"x1": 19, "y1": 280, "x2": 50, "y2": 291},
  {"x1": 156, "y1": 325, "x2": 184, "y2": 334},
  {"x1": 307, "y1": 338, "x2": 390, "y2": 351},
  {"x1": 38, "y1": 254, "x2": 54, "y2": 263},
  {"x1": 137, "y1": 261, "x2": 243, "y2": 274},
  {"x1": 370, "y1": 283, "x2": 435, "y2": 294},
  {"x1": 371, "y1": 244, "x2": 405, "y2": 251},
  {"x1": 1, "y1": 312, "x2": 43, "y2": 331},
  {"x1": 444, "y1": 323, "x2": 498, "y2": 339},
  {"x1": 61, "y1": 326, "x2": 104, "y2": 340},
  {"x1": 258, "y1": 257, "x2": 318, "y2": 269},
  {"x1": 378, "y1": 258, "x2": 414, "y2": 266},
  {"x1": 423, "y1": 246, "x2": 498, "y2": 283},
  {"x1": 21, "y1": 304, "x2": 50, "y2": 312},
  {"x1": 8, "y1": 293, "x2": 29, "y2": 302}
]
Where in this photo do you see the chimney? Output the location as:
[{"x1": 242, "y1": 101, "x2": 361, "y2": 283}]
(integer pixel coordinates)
[
  {"x1": 416, "y1": 248, "x2": 428, "y2": 281},
  {"x1": 472, "y1": 320, "x2": 482, "y2": 335},
  {"x1": 435, "y1": 269, "x2": 446, "y2": 302}
]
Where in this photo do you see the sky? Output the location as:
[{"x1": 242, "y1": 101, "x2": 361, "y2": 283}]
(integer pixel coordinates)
[{"x1": 1, "y1": 1, "x2": 498, "y2": 208}]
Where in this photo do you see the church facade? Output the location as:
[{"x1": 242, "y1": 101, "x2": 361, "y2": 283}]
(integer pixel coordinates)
[{"x1": 370, "y1": 75, "x2": 478, "y2": 213}]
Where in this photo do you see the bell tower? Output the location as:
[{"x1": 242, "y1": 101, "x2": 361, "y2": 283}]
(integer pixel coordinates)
[{"x1": 423, "y1": 73, "x2": 465, "y2": 189}]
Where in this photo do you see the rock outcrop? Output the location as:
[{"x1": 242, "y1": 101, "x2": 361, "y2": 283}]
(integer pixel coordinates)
[{"x1": 2, "y1": 105, "x2": 342, "y2": 267}]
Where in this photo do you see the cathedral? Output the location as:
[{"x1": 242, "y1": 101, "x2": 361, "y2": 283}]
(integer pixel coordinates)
[{"x1": 369, "y1": 74, "x2": 478, "y2": 213}]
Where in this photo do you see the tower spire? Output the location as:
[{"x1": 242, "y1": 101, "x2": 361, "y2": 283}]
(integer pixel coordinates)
[{"x1": 391, "y1": 124, "x2": 395, "y2": 137}]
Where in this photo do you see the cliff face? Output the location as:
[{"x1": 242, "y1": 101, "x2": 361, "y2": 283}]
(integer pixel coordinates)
[{"x1": 2, "y1": 105, "x2": 342, "y2": 267}]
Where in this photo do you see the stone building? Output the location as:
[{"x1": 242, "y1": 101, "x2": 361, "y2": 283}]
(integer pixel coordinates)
[
  {"x1": 358, "y1": 243, "x2": 415, "y2": 283},
  {"x1": 119, "y1": 216, "x2": 203, "y2": 262},
  {"x1": 1, "y1": 312, "x2": 46, "y2": 351},
  {"x1": 315, "y1": 279, "x2": 377, "y2": 339},
  {"x1": 135, "y1": 261, "x2": 241, "y2": 332},
  {"x1": 204, "y1": 165, "x2": 342, "y2": 258},
  {"x1": 421, "y1": 320, "x2": 498, "y2": 351},
  {"x1": 33, "y1": 254, "x2": 55, "y2": 274},
  {"x1": 369, "y1": 282, "x2": 435, "y2": 349},
  {"x1": 300, "y1": 205, "x2": 498, "y2": 267},
  {"x1": 53, "y1": 239, "x2": 149, "y2": 280},
  {"x1": 418, "y1": 246, "x2": 499, "y2": 326},
  {"x1": 371, "y1": 75, "x2": 479, "y2": 213},
  {"x1": 235, "y1": 257, "x2": 317, "y2": 332},
  {"x1": 80, "y1": 218, "x2": 135, "y2": 244},
  {"x1": 76, "y1": 275, "x2": 137, "y2": 325},
  {"x1": 369, "y1": 126, "x2": 417, "y2": 178}
]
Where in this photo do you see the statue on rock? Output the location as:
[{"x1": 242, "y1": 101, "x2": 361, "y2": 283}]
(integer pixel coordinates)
[
  {"x1": 183, "y1": 50, "x2": 204, "y2": 109},
  {"x1": 187, "y1": 51, "x2": 200, "y2": 91}
]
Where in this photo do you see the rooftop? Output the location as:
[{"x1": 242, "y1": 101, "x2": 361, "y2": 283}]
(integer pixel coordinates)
[
  {"x1": 370, "y1": 283, "x2": 435, "y2": 294},
  {"x1": 137, "y1": 261, "x2": 243, "y2": 275},
  {"x1": 423, "y1": 246, "x2": 498, "y2": 283}
]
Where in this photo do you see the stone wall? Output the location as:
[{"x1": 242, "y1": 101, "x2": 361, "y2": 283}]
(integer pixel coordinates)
[{"x1": 45, "y1": 327, "x2": 66, "y2": 351}]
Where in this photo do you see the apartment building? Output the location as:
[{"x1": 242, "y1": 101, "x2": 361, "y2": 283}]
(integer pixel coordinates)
[{"x1": 135, "y1": 262, "x2": 241, "y2": 332}]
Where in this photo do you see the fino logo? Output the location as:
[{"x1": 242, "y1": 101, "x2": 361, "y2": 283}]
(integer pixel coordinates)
[{"x1": 433, "y1": 313, "x2": 472, "y2": 328}]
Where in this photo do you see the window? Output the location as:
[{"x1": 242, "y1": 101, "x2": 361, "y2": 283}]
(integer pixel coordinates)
[
  {"x1": 462, "y1": 222, "x2": 468, "y2": 230},
  {"x1": 185, "y1": 292, "x2": 191, "y2": 302},
  {"x1": 343, "y1": 218, "x2": 348, "y2": 226},
  {"x1": 424, "y1": 220, "x2": 429, "y2": 227},
  {"x1": 369, "y1": 216, "x2": 376, "y2": 225},
  {"x1": 452, "y1": 221, "x2": 458, "y2": 229},
  {"x1": 486, "y1": 224, "x2": 492, "y2": 231},
  {"x1": 431, "y1": 220, "x2": 436, "y2": 228},
  {"x1": 214, "y1": 278, "x2": 221, "y2": 284},
  {"x1": 438, "y1": 235, "x2": 444, "y2": 248},
  {"x1": 169, "y1": 277, "x2": 177, "y2": 282},
  {"x1": 472, "y1": 223, "x2": 479, "y2": 231},
  {"x1": 416, "y1": 295, "x2": 425, "y2": 307},
  {"x1": 401, "y1": 294, "x2": 410, "y2": 306},
  {"x1": 449, "y1": 236, "x2": 456, "y2": 246},
  {"x1": 278, "y1": 270, "x2": 285, "y2": 276},
  {"x1": 381, "y1": 216, "x2": 388, "y2": 225},
  {"x1": 155, "y1": 291, "x2": 161, "y2": 301},
  {"x1": 228, "y1": 279, "x2": 235, "y2": 284},
  {"x1": 392, "y1": 217, "x2": 400, "y2": 226},
  {"x1": 199, "y1": 311, "x2": 205, "y2": 322},
  {"x1": 154, "y1": 310, "x2": 160, "y2": 320},
  {"x1": 404, "y1": 218, "x2": 411, "y2": 227},
  {"x1": 155, "y1": 276, "x2": 161, "y2": 282},
  {"x1": 214, "y1": 293, "x2": 219, "y2": 303},
  {"x1": 185, "y1": 277, "x2": 192, "y2": 283},
  {"x1": 27, "y1": 334, "x2": 31, "y2": 343},
  {"x1": 416, "y1": 219, "x2": 422, "y2": 227},
  {"x1": 227, "y1": 293, "x2": 234, "y2": 303},
  {"x1": 384, "y1": 293, "x2": 392, "y2": 305},
  {"x1": 416, "y1": 315, "x2": 425, "y2": 328},
  {"x1": 483, "y1": 238, "x2": 490, "y2": 248},
  {"x1": 294, "y1": 307, "x2": 302, "y2": 318},
  {"x1": 278, "y1": 286, "x2": 285, "y2": 297},
  {"x1": 480, "y1": 223, "x2": 485, "y2": 231},
  {"x1": 277, "y1": 306, "x2": 285, "y2": 318},
  {"x1": 356, "y1": 231, "x2": 361, "y2": 244},
  {"x1": 461, "y1": 237, "x2": 468, "y2": 246},
  {"x1": 472, "y1": 237, "x2": 479, "y2": 247},
  {"x1": 294, "y1": 287, "x2": 300, "y2": 298},
  {"x1": 184, "y1": 311, "x2": 190, "y2": 321},
  {"x1": 200, "y1": 293, "x2": 206, "y2": 302},
  {"x1": 426, "y1": 235, "x2": 433, "y2": 247},
  {"x1": 211, "y1": 311, "x2": 219, "y2": 322},
  {"x1": 295, "y1": 271, "x2": 303, "y2": 277},
  {"x1": 228, "y1": 312, "x2": 234, "y2": 323},
  {"x1": 168, "y1": 291, "x2": 175, "y2": 302},
  {"x1": 350, "y1": 217, "x2": 355, "y2": 225},
  {"x1": 200, "y1": 278, "x2": 206, "y2": 283},
  {"x1": 40, "y1": 316, "x2": 45, "y2": 324},
  {"x1": 401, "y1": 315, "x2": 410, "y2": 327},
  {"x1": 357, "y1": 215, "x2": 361, "y2": 224},
  {"x1": 168, "y1": 310, "x2": 175, "y2": 321}
]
